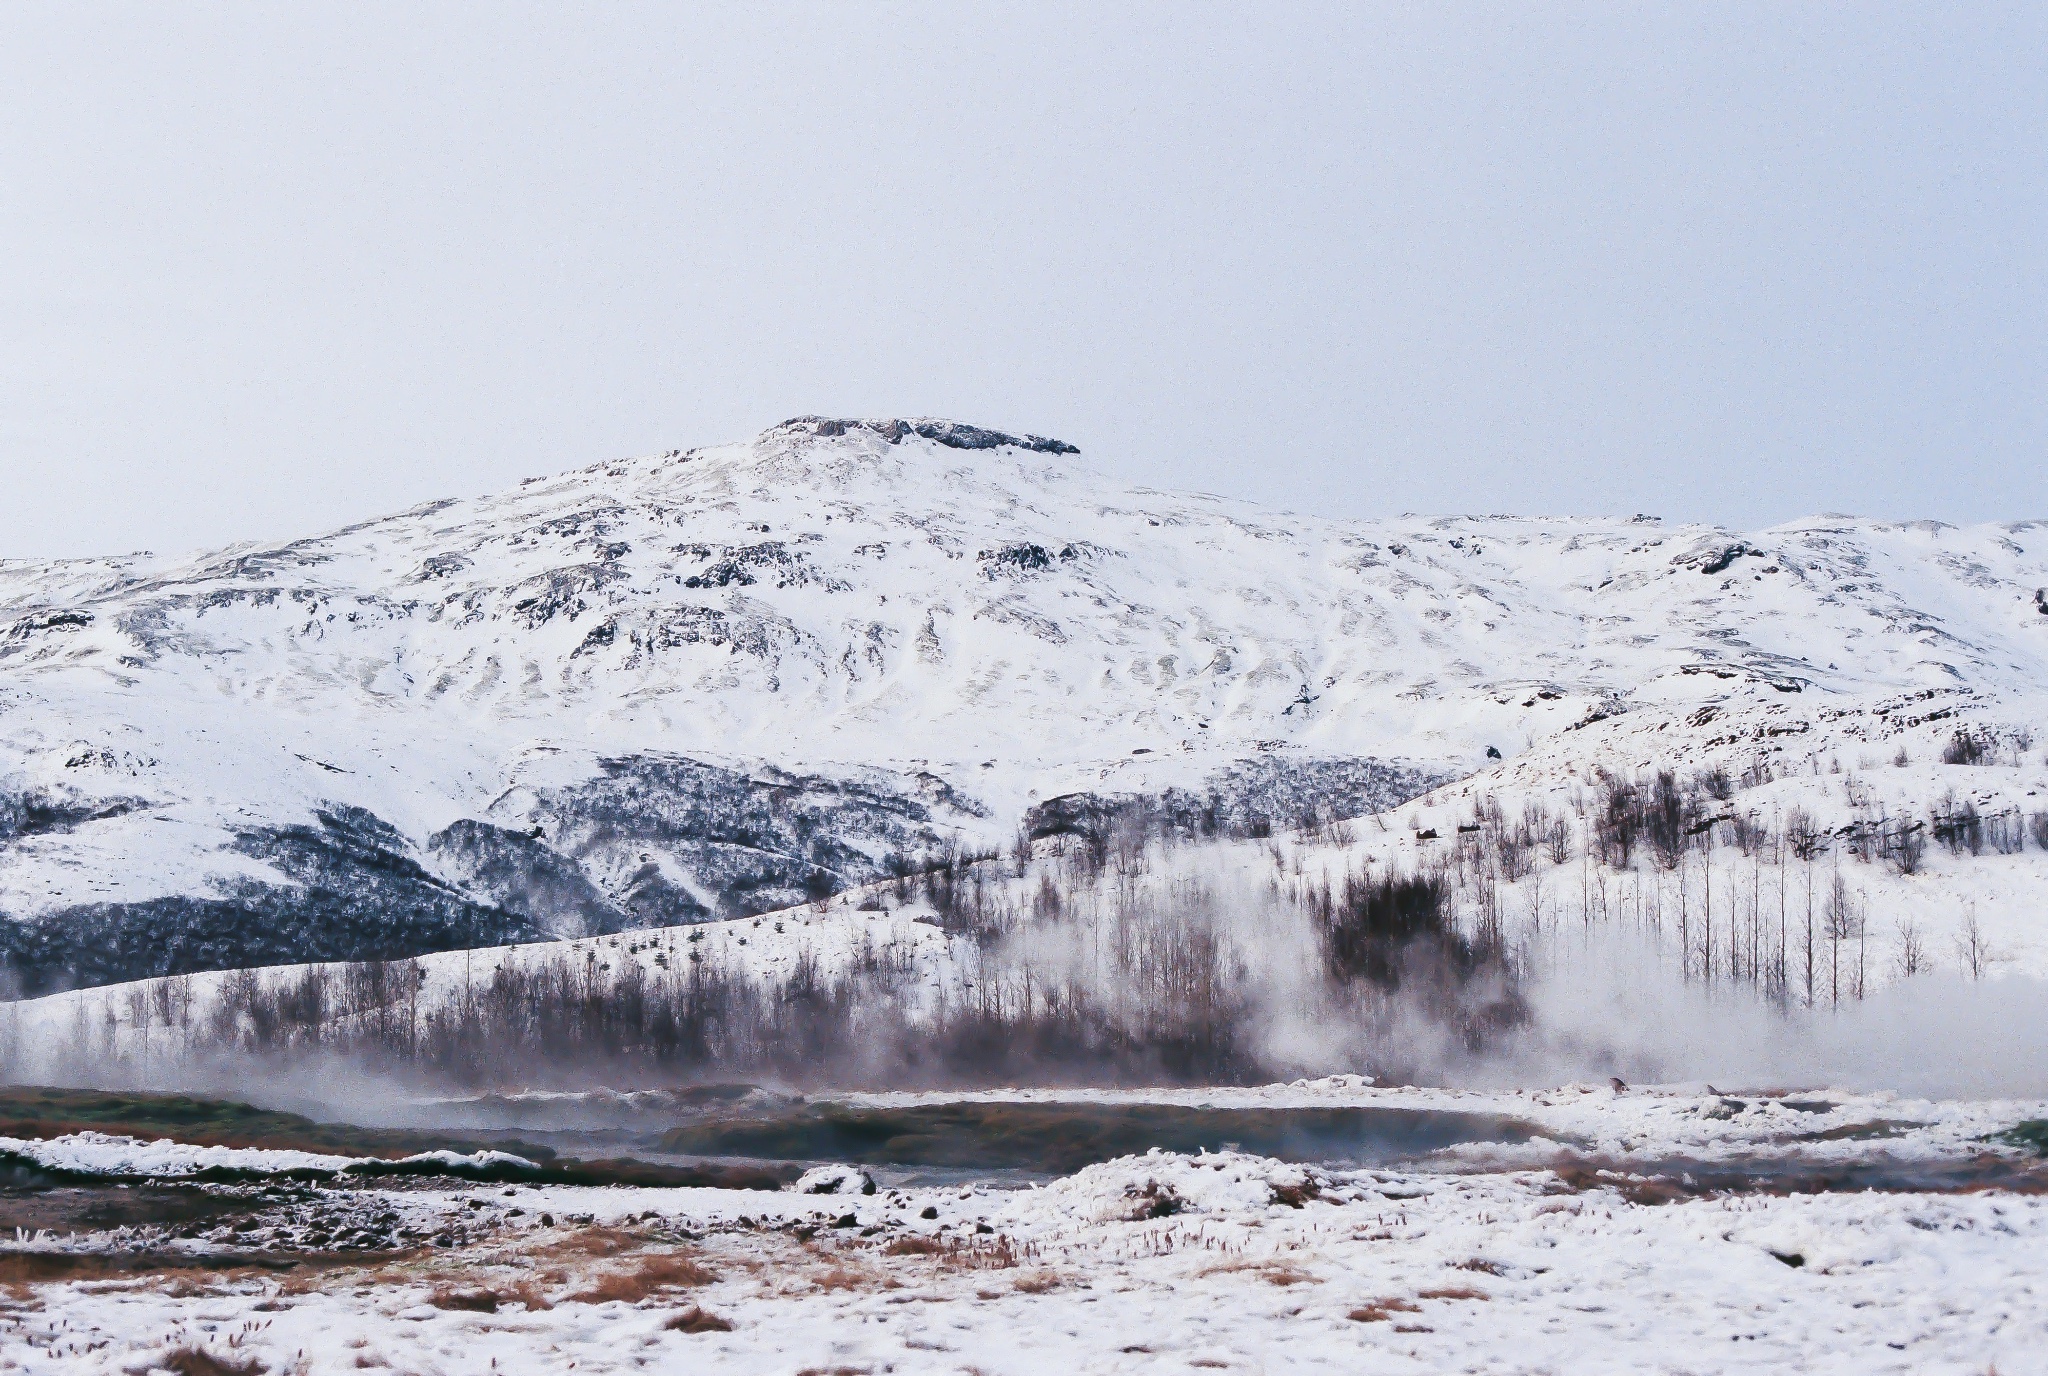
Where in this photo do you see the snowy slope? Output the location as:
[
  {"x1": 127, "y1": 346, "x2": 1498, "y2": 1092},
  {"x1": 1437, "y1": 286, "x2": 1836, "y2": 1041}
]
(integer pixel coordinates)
[{"x1": 2, "y1": 415, "x2": 2045, "y2": 990}]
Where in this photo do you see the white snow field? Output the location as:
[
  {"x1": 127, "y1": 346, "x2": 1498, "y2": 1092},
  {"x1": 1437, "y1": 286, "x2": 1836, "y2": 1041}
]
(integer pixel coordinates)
[{"x1": 4, "y1": 1082, "x2": 2047, "y2": 1375}]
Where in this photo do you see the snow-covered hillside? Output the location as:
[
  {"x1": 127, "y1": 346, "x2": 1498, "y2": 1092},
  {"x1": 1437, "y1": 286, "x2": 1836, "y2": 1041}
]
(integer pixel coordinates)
[{"x1": 3, "y1": 416, "x2": 2045, "y2": 991}]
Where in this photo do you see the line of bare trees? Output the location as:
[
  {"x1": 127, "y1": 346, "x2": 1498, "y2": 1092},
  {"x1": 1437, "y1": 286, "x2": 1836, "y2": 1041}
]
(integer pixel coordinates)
[{"x1": 18, "y1": 733, "x2": 2039, "y2": 1088}]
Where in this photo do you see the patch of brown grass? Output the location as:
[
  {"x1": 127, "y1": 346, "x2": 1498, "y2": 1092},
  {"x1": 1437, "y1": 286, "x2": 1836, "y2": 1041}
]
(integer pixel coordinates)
[
  {"x1": 428, "y1": 1281, "x2": 551, "y2": 1313},
  {"x1": 536, "y1": 1225, "x2": 643, "y2": 1258},
  {"x1": 880, "y1": 1235, "x2": 947, "y2": 1257},
  {"x1": 0, "y1": 1253, "x2": 222, "y2": 1287},
  {"x1": 1417, "y1": 1285, "x2": 1488, "y2": 1301},
  {"x1": 1259, "y1": 1264, "x2": 1316, "y2": 1287},
  {"x1": 664, "y1": 1304, "x2": 735, "y2": 1333},
  {"x1": 0, "y1": 1252, "x2": 293, "y2": 1303},
  {"x1": 567, "y1": 1253, "x2": 716, "y2": 1304},
  {"x1": 278, "y1": 1260, "x2": 381, "y2": 1296},
  {"x1": 1347, "y1": 1297, "x2": 1422, "y2": 1323},
  {"x1": 0, "y1": 1253, "x2": 118, "y2": 1286},
  {"x1": 1196, "y1": 1259, "x2": 1317, "y2": 1287},
  {"x1": 811, "y1": 1264, "x2": 875, "y2": 1292},
  {"x1": 160, "y1": 1346, "x2": 267, "y2": 1376}
]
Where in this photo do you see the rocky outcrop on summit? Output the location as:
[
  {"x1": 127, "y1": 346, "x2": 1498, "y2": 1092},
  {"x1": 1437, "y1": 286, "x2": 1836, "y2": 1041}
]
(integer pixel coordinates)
[{"x1": 773, "y1": 416, "x2": 1079, "y2": 454}]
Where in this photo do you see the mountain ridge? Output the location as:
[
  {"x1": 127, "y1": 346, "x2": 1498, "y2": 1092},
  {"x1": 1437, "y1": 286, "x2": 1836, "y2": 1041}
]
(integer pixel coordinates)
[{"x1": 2, "y1": 417, "x2": 2044, "y2": 992}]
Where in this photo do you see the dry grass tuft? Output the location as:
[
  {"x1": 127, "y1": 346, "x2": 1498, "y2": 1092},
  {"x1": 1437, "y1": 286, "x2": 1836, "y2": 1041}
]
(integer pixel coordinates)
[
  {"x1": 428, "y1": 1281, "x2": 551, "y2": 1313},
  {"x1": 0, "y1": 1253, "x2": 221, "y2": 1288},
  {"x1": 1259, "y1": 1264, "x2": 1316, "y2": 1288},
  {"x1": 0, "y1": 1253, "x2": 289, "y2": 1303},
  {"x1": 811, "y1": 1264, "x2": 877, "y2": 1292},
  {"x1": 880, "y1": 1235, "x2": 948, "y2": 1257},
  {"x1": 160, "y1": 1346, "x2": 267, "y2": 1376},
  {"x1": 1417, "y1": 1284, "x2": 1489, "y2": 1301},
  {"x1": 1347, "y1": 1297, "x2": 1422, "y2": 1323},
  {"x1": 1196, "y1": 1259, "x2": 1317, "y2": 1287},
  {"x1": 537, "y1": 1225, "x2": 643, "y2": 1258},
  {"x1": 568, "y1": 1252, "x2": 717, "y2": 1304},
  {"x1": 663, "y1": 1304, "x2": 735, "y2": 1333}
]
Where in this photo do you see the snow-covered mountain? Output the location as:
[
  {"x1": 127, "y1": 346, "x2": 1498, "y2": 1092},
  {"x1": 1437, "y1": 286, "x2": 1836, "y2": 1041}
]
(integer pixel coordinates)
[{"x1": 3, "y1": 416, "x2": 2044, "y2": 992}]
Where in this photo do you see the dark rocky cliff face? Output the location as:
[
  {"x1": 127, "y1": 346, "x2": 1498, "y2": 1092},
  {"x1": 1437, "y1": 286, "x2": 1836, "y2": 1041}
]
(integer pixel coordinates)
[
  {"x1": 1024, "y1": 756, "x2": 1451, "y2": 848},
  {"x1": 515, "y1": 754, "x2": 983, "y2": 923},
  {"x1": 0, "y1": 756, "x2": 979, "y2": 994},
  {"x1": 0, "y1": 807, "x2": 542, "y2": 997}
]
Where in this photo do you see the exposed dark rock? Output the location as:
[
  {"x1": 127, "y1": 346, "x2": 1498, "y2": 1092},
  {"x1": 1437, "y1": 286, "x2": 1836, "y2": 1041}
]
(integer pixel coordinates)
[
  {"x1": 977, "y1": 543, "x2": 1058, "y2": 578},
  {"x1": 681, "y1": 542, "x2": 818, "y2": 591},
  {"x1": 1675, "y1": 541, "x2": 1763, "y2": 576},
  {"x1": 506, "y1": 562, "x2": 629, "y2": 629},
  {"x1": 6, "y1": 610, "x2": 92, "y2": 638},
  {"x1": 571, "y1": 604, "x2": 794, "y2": 662},
  {"x1": 1025, "y1": 756, "x2": 1449, "y2": 847},
  {"x1": 774, "y1": 416, "x2": 1078, "y2": 455},
  {"x1": 411, "y1": 552, "x2": 471, "y2": 581},
  {"x1": 0, "y1": 790, "x2": 145, "y2": 843}
]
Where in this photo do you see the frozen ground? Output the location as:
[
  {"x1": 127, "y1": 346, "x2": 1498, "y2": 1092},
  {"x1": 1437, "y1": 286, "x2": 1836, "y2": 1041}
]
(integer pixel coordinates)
[{"x1": 3, "y1": 1084, "x2": 2046, "y2": 1374}]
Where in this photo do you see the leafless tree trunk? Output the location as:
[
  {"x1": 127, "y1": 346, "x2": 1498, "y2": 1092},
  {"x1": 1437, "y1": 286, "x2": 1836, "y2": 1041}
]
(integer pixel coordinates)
[
  {"x1": 1954, "y1": 906, "x2": 1990, "y2": 980},
  {"x1": 1893, "y1": 917, "x2": 1927, "y2": 979}
]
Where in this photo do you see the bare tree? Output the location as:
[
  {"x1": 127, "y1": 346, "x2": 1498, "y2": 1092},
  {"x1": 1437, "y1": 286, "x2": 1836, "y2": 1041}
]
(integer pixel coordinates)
[
  {"x1": 1823, "y1": 866, "x2": 1860, "y2": 1008},
  {"x1": 1893, "y1": 917, "x2": 1928, "y2": 980},
  {"x1": 1888, "y1": 820, "x2": 1926, "y2": 876},
  {"x1": 1954, "y1": 906, "x2": 1991, "y2": 981}
]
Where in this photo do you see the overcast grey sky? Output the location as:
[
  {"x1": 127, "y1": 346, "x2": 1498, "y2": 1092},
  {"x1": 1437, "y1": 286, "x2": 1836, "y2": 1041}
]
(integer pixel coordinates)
[{"x1": 3, "y1": 4, "x2": 2043, "y2": 560}]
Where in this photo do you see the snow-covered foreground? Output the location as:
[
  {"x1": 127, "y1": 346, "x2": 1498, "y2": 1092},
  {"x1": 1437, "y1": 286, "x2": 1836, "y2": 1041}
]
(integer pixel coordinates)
[{"x1": 5, "y1": 1086, "x2": 2046, "y2": 1375}]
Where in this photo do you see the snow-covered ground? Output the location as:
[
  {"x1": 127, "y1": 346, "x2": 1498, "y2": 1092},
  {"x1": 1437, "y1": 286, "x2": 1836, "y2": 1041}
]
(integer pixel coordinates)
[{"x1": 5, "y1": 1084, "x2": 2047, "y2": 1374}]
